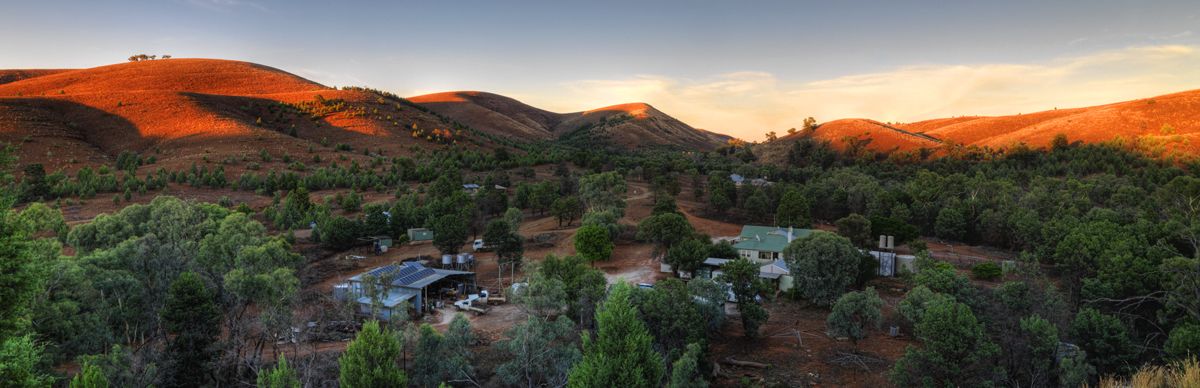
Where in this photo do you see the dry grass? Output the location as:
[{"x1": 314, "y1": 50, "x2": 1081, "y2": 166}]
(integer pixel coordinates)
[
  {"x1": 410, "y1": 91, "x2": 729, "y2": 150},
  {"x1": 757, "y1": 88, "x2": 1200, "y2": 162},
  {"x1": 1096, "y1": 358, "x2": 1200, "y2": 388},
  {"x1": 0, "y1": 58, "x2": 475, "y2": 173}
]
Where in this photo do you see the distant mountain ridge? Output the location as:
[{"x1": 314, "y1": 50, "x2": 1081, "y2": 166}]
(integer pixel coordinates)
[
  {"x1": 755, "y1": 89, "x2": 1200, "y2": 163},
  {"x1": 409, "y1": 91, "x2": 731, "y2": 150}
]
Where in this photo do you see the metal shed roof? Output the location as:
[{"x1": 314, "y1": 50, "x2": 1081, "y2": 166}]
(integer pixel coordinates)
[
  {"x1": 703, "y1": 258, "x2": 731, "y2": 266},
  {"x1": 356, "y1": 288, "x2": 418, "y2": 308},
  {"x1": 352, "y1": 262, "x2": 472, "y2": 290}
]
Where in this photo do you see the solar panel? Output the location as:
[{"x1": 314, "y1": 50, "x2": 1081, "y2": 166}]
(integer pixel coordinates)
[
  {"x1": 367, "y1": 264, "x2": 401, "y2": 278},
  {"x1": 375, "y1": 262, "x2": 432, "y2": 287}
]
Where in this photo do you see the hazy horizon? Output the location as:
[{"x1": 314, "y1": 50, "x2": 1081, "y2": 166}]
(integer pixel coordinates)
[{"x1": 2, "y1": 0, "x2": 1198, "y2": 140}]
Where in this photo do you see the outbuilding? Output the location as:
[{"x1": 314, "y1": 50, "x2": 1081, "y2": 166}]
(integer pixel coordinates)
[{"x1": 337, "y1": 262, "x2": 475, "y2": 319}]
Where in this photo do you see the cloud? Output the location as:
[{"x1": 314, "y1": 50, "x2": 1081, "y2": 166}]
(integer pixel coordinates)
[{"x1": 529, "y1": 45, "x2": 1200, "y2": 141}]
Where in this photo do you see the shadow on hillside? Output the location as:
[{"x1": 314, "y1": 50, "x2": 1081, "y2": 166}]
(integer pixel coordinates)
[{"x1": 0, "y1": 97, "x2": 145, "y2": 162}]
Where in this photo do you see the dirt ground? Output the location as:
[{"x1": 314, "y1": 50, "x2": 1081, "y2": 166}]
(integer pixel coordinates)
[{"x1": 709, "y1": 278, "x2": 915, "y2": 387}]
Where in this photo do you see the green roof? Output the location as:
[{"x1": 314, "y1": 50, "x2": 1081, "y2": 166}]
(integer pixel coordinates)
[{"x1": 732, "y1": 225, "x2": 812, "y2": 253}]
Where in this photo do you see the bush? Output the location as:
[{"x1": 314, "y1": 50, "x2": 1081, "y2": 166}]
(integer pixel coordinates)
[
  {"x1": 826, "y1": 287, "x2": 884, "y2": 343},
  {"x1": 971, "y1": 262, "x2": 1002, "y2": 280}
]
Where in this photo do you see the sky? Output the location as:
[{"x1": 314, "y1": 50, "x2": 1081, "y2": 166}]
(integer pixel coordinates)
[{"x1": 1, "y1": 0, "x2": 1198, "y2": 140}]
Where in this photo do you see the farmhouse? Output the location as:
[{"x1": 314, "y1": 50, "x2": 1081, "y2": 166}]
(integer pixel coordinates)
[
  {"x1": 733, "y1": 225, "x2": 811, "y2": 263},
  {"x1": 697, "y1": 257, "x2": 795, "y2": 292},
  {"x1": 335, "y1": 262, "x2": 475, "y2": 320}
]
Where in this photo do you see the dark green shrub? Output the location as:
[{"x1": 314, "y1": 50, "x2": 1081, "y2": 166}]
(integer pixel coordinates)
[{"x1": 971, "y1": 262, "x2": 1002, "y2": 280}]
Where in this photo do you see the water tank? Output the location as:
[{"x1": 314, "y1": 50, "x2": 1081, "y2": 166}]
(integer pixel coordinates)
[
  {"x1": 456, "y1": 253, "x2": 468, "y2": 264},
  {"x1": 332, "y1": 283, "x2": 349, "y2": 301},
  {"x1": 441, "y1": 254, "x2": 452, "y2": 266}
]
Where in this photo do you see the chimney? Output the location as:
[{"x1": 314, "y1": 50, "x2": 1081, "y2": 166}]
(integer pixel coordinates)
[{"x1": 787, "y1": 226, "x2": 794, "y2": 242}]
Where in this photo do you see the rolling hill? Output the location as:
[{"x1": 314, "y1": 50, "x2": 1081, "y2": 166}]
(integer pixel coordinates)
[
  {"x1": 0, "y1": 59, "x2": 485, "y2": 174},
  {"x1": 756, "y1": 89, "x2": 1200, "y2": 163},
  {"x1": 409, "y1": 91, "x2": 731, "y2": 150}
]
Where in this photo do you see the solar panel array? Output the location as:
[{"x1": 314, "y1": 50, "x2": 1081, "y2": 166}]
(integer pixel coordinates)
[
  {"x1": 362, "y1": 262, "x2": 441, "y2": 287},
  {"x1": 394, "y1": 265, "x2": 437, "y2": 287},
  {"x1": 367, "y1": 264, "x2": 402, "y2": 278}
]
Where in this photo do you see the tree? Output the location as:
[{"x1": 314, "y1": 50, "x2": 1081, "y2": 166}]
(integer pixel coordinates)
[
  {"x1": 275, "y1": 188, "x2": 312, "y2": 229},
  {"x1": 0, "y1": 200, "x2": 61, "y2": 341},
  {"x1": 503, "y1": 207, "x2": 523, "y2": 234},
  {"x1": 483, "y1": 219, "x2": 513, "y2": 250},
  {"x1": 70, "y1": 362, "x2": 109, "y2": 388},
  {"x1": 721, "y1": 258, "x2": 768, "y2": 338},
  {"x1": 743, "y1": 189, "x2": 772, "y2": 221},
  {"x1": 826, "y1": 287, "x2": 883, "y2": 344},
  {"x1": 687, "y1": 278, "x2": 729, "y2": 333},
  {"x1": 551, "y1": 196, "x2": 583, "y2": 227},
  {"x1": 20, "y1": 164, "x2": 49, "y2": 201},
  {"x1": 664, "y1": 238, "x2": 707, "y2": 277},
  {"x1": 1156, "y1": 176, "x2": 1200, "y2": 258},
  {"x1": 890, "y1": 299, "x2": 1001, "y2": 387},
  {"x1": 1009, "y1": 315, "x2": 1059, "y2": 388},
  {"x1": 783, "y1": 232, "x2": 861, "y2": 306},
  {"x1": 574, "y1": 224, "x2": 613, "y2": 265},
  {"x1": 0, "y1": 335, "x2": 51, "y2": 387},
  {"x1": 411, "y1": 324, "x2": 446, "y2": 387},
  {"x1": 495, "y1": 315, "x2": 580, "y2": 387},
  {"x1": 432, "y1": 214, "x2": 468, "y2": 255},
  {"x1": 835, "y1": 213, "x2": 872, "y2": 249},
  {"x1": 637, "y1": 212, "x2": 693, "y2": 257},
  {"x1": 442, "y1": 314, "x2": 476, "y2": 385},
  {"x1": 802, "y1": 116, "x2": 817, "y2": 131},
  {"x1": 706, "y1": 174, "x2": 735, "y2": 215},
  {"x1": 707, "y1": 188, "x2": 732, "y2": 215},
  {"x1": 339, "y1": 321, "x2": 406, "y2": 388},
  {"x1": 635, "y1": 278, "x2": 704, "y2": 359},
  {"x1": 652, "y1": 194, "x2": 680, "y2": 216},
  {"x1": 934, "y1": 206, "x2": 967, "y2": 241},
  {"x1": 1166, "y1": 322, "x2": 1200, "y2": 359},
  {"x1": 1162, "y1": 256, "x2": 1200, "y2": 323},
  {"x1": 160, "y1": 272, "x2": 222, "y2": 388},
  {"x1": 913, "y1": 259, "x2": 971, "y2": 297},
  {"x1": 1050, "y1": 133, "x2": 1070, "y2": 151},
  {"x1": 775, "y1": 188, "x2": 811, "y2": 228},
  {"x1": 256, "y1": 356, "x2": 299, "y2": 388},
  {"x1": 896, "y1": 285, "x2": 952, "y2": 326},
  {"x1": 475, "y1": 185, "x2": 508, "y2": 217},
  {"x1": 582, "y1": 209, "x2": 621, "y2": 239},
  {"x1": 971, "y1": 262, "x2": 1002, "y2": 280},
  {"x1": 569, "y1": 282, "x2": 664, "y2": 387},
  {"x1": 578, "y1": 172, "x2": 627, "y2": 216},
  {"x1": 1058, "y1": 350, "x2": 1093, "y2": 388},
  {"x1": 316, "y1": 215, "x2": 361, "y2": 250},
  {"x1": 1069, "y1": 308, "x2": 1135, "y2": 376},
  {"x1": 224, "y1": 238, "x2": 303, "y2": 352},
  {"x1": 668, "y1": 343, "x2": 708, "y2": 388},
  {"x1": 536, "y1": 255, "x2": 609, "y2": 327}
]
